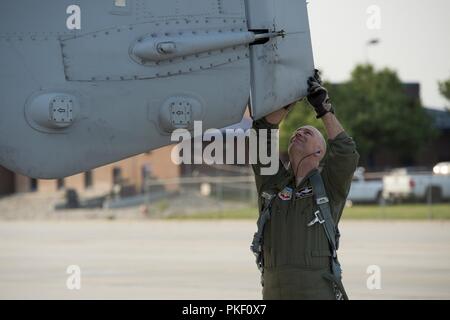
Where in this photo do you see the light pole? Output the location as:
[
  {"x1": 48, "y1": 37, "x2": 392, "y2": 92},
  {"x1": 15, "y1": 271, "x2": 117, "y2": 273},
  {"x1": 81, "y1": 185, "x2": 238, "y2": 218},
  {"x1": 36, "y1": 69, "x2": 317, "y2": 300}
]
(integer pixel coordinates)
[{"x1": 364, "y1": 38, "x2": 380, "y2": 63}]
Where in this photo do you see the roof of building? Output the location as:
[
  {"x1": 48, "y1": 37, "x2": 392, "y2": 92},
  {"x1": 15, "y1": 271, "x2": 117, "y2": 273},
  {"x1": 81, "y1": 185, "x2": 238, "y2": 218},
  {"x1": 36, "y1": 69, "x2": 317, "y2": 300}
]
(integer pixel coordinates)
[{"x1": 425, "y1": 107, "x2": 450, "y2": 130}]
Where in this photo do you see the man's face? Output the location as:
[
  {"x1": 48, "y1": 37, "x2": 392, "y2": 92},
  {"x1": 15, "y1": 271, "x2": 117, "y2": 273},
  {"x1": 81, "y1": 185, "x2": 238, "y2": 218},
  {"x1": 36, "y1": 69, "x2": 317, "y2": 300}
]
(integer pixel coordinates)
[{"x1": 288, "y1": 126, "x2": 325, "y2": 161}]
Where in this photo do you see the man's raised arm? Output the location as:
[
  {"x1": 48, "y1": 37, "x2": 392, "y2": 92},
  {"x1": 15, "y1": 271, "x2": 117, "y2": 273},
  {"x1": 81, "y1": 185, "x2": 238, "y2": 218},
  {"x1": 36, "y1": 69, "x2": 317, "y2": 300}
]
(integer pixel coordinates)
[
  {"x1": 251, "y1": 105, "x2": 294, "y2": 195},
  {"x1": 306, "y1": 70, "x2": 359, "y2": 218},
  {"x1": 265, "y1": 105, "x2": 292, "y2": 126}
]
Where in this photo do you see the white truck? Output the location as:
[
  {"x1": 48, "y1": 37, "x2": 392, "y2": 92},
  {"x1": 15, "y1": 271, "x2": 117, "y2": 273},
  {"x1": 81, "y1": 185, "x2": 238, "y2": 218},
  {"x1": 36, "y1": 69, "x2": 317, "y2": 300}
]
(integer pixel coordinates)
[
  {"x1": 347, "y1": 168, "x2": 384, "y2": 204},
  {"x1": 382, "y1": 162, "x2": 450, "y2": 203}
]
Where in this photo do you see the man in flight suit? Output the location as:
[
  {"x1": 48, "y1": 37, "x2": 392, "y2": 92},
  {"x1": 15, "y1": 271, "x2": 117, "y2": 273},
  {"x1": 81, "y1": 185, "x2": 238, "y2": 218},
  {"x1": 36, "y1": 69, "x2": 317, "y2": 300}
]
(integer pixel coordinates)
[{"x1": 251, "y1": 70, "x2": 359, "y2": 299}]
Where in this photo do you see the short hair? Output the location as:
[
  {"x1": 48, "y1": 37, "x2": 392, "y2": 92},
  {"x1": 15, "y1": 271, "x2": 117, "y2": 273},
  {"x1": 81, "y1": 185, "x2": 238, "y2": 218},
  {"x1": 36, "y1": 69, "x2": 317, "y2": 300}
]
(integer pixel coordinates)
[{"x1": 296, "y1": 125, "x2": 327, "y2": 154}]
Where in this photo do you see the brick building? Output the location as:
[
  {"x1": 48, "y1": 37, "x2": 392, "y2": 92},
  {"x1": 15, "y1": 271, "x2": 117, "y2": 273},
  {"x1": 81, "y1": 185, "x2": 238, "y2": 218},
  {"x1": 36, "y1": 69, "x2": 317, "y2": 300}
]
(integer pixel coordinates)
[{"x1": 0, "y1": 145, "x2": 179, "y2": 196}]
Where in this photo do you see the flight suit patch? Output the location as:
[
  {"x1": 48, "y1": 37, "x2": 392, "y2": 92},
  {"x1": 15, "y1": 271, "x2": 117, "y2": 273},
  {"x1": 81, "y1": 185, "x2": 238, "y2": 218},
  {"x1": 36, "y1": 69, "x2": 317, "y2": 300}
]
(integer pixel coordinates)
[
  {"x1": 278, "y1": 187, "x2": 293, "y2": 201},
  {"x1": 295, "y1": 186, "x2": 313, "y2": 199}
]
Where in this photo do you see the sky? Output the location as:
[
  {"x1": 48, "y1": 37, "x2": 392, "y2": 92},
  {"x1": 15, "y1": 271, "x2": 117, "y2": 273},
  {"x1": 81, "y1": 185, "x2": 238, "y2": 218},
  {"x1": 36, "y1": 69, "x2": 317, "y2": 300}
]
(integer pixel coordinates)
[{"x1": 307, "y1": 0, "x2": 450, "y2": 109}]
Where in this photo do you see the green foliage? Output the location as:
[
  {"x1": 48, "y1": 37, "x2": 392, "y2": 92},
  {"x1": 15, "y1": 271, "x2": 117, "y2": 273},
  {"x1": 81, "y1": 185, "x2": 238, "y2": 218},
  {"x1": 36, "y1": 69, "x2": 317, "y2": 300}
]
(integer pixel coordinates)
[
  {"x1": 156, "y1": 199, "x2": 169, "y2": 212},
  {"x1": 167, "y1": 204, "x2": 450, "y2": 220},
  {"x1": 330, "y1": 65, "x2": 435, "y2": 164},
  {"x1": 280, "y1": 64, "x2": 436, "y2": 165},
  {"x1": 438, "y1": 78, "x2": 450, "y2": 103}
]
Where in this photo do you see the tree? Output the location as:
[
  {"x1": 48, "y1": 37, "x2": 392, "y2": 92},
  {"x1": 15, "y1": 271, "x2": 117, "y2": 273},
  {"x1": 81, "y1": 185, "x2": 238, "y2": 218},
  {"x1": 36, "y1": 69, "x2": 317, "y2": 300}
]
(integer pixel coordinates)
[
  {"x1": 438, "y1": 78, "x2": 450, "y2": 104},
  {"x1": 280, "y1": 64, "x2": 436, "y2": 167}
]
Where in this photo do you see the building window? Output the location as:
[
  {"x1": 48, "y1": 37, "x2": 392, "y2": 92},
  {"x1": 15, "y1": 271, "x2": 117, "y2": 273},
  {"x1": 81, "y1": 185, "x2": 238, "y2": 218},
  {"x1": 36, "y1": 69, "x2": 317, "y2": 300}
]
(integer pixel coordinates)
[
  {"x1": 30, "y1": 178, "x2": 38, "y2": 192},
  {"x1": 84, "y1": 171, "x2": 93, "y2": 189},
  {"x1": 112, "y1": 167, "x2": 122, "y2": 185},
  {"x1": 57, "y1": 178, "x2": 65, "y2": 190}
]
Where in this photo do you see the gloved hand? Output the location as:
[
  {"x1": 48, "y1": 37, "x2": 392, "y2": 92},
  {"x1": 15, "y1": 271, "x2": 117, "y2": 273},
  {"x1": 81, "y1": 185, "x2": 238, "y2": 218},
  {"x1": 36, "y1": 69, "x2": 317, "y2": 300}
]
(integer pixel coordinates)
[{"x1": 307, "y1": 69, "x2": 335, "y2": 118}]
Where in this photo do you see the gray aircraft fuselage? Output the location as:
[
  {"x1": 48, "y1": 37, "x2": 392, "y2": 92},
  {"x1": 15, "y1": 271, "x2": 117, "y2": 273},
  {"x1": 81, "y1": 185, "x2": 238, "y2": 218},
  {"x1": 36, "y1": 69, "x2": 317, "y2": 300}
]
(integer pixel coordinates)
[{"x1": 0, "y1": 0, "x2": 314, "y2": 179}]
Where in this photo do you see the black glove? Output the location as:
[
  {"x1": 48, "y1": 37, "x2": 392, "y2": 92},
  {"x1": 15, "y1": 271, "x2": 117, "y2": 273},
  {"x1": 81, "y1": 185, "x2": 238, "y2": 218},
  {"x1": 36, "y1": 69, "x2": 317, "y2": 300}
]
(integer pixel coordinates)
[{"x1": 307, "y1": 69, "x2": 335, "y2": 118}]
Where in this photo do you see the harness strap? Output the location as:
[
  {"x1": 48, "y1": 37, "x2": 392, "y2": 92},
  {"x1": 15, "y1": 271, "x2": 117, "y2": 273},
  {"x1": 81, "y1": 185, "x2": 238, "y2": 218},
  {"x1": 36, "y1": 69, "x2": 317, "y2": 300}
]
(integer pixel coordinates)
[
  {"x1": 309, "y1": 171, "x2": 349, "y2": 300},
  {"x1": 250, "y1": 191, "x2": 276, "y2": 283}
]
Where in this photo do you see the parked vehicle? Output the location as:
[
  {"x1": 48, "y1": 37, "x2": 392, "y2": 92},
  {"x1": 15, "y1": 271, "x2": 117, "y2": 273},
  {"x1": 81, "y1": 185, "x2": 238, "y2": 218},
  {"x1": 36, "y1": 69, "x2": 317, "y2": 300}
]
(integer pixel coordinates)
[
  {"x1": 382, "y1": 163, "x2": 450, "y2": 202},
  {"x1": 433, "y1": 162, "x2": 450, "y2": 175},
  {"x1": 347, "y1": 168, "x2": 383, "y2": 204}
]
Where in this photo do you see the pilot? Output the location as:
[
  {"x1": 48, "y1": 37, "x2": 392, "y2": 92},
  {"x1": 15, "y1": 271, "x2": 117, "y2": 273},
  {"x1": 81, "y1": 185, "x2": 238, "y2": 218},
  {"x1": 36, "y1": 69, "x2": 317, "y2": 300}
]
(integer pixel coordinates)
[{"x1": 250, "y1": 70, "x2": 359, "y2": 300}]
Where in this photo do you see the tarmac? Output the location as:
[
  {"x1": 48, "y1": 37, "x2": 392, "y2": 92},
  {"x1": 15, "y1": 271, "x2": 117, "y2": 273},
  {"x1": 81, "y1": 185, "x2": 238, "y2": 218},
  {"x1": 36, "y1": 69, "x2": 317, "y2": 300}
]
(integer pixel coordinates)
[{"x1": 0, "y1": 220, "x2": 449, "y2": 299}]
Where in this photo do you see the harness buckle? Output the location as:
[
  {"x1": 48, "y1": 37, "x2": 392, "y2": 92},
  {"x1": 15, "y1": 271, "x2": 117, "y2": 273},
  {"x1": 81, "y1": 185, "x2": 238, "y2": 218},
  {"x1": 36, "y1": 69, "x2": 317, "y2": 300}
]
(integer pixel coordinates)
[
  {"x1": 261, "y1": 191, "x2": 274, "y2": 201},
  {"x1": 307, "y1": 210, "x2": 325, "y2": 227},
  {"x1": 316, "y1": 196, "x2": 329, "y2": 205},
  {"x1": 250, "y1": 243, "x2": 261, "y2": 255}
]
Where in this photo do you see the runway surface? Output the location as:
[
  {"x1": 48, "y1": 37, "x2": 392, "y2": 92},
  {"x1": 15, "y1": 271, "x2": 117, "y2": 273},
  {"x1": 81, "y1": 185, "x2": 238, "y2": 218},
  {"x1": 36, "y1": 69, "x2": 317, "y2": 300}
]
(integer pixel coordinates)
[{"x1": 0, "y1": 220, "x2": 449, "y2": 299}]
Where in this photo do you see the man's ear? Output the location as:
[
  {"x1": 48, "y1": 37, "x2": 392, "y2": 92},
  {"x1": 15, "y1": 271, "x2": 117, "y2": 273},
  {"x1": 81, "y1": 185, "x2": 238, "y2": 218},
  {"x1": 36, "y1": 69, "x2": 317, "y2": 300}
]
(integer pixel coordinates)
[{"x1": 314, "y1": 149, "x2": 322, "y2": 157}]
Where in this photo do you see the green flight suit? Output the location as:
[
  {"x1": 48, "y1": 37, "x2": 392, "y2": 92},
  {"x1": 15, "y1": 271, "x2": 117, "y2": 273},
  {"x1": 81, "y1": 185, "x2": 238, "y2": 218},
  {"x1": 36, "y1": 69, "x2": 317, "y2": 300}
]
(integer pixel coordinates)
[{"x1": 252, "y1": 117, "x2": 359, "y2": 300}]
